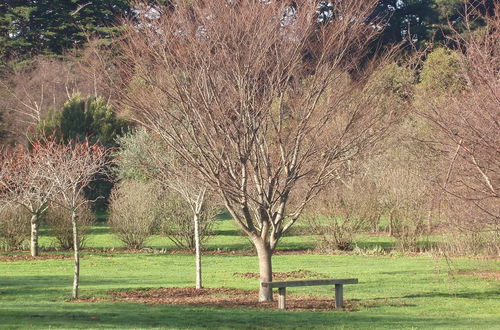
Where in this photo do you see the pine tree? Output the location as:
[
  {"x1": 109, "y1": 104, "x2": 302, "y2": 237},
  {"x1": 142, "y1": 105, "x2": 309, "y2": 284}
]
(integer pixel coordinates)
[{"x1": 0, "y1": 0, "x2": 130, "y2": 60}]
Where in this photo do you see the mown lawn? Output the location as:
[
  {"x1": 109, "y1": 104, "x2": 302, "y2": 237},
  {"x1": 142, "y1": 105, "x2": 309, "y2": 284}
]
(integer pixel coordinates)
[{"x1": 1, "y1": 219, "x2": 499, "y2": 329}]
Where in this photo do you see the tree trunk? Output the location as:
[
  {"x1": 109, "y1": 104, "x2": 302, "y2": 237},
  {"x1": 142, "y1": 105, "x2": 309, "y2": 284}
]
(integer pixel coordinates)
[
  {"x1": 255, "y1": 241, "x2": 273, "y2": 302},
  {"x1": 427, "y1": 209, "x2": 433, "y2": 234},
  {"x1": 388, "y1": 214, "x2": 394, "y2": 236},
  {"x1": 194, "y1": 212, "x2": 202, "y2": 289},
  {"x1": 71, "y1": 210, "x2": 80, "y2": 299},
  {"x1": 30, "y1": 214, "x2": 39, "y2": 257}
]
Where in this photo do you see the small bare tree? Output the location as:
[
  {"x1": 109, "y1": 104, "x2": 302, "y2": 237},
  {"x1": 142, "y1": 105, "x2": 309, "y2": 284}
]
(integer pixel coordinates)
[
  {"x1": 138, "y1": 132, "x2": 214, "y2": 289},
  {"x1": 114, "y1": 0, "x2": 396, "y2": 301},
  {"x1": 38, "y1": 139, "x2": 108, "y2": 299},
  {"x1": 163, "y1": 172, "x2": 209, "y2": 289},
  {"x1": 0, "y1": 143, "x2": 54, "y2": 256}
]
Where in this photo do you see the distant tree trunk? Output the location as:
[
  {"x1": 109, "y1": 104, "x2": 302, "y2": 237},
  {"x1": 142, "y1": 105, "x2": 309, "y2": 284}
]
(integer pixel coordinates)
[
  {"x1": 255, "y1": 240, "x2": 273, "y2": 302},
  {"x1": 71, "y1": 209, "x2": 80, "y2": 299},
  {"x1": 30, "y1": 214, "x2": 39, "y2": 257},
  {"x1": 388, "y1": 212, "x2": 394, "y2": 236},
  {"x1": 194, "y1": 211, "x2": 202, "y2": 289}
]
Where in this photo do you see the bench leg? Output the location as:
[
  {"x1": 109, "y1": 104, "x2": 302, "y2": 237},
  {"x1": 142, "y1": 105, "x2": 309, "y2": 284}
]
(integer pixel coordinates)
[
  {"x1": 335, "y1": 284, "x2": 343, "y2": 308},
  {"x1": 278, "y1": 287, "x2": 286, "y2": 310}
]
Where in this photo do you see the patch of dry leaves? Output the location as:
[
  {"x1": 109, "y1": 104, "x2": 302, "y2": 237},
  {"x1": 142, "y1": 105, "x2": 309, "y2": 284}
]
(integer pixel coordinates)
[
  {"x1": 455, "y1": 270, "x2": 500, "y2": 281},
  {"x1": 0, "y1": 254, "x2": 73, "y2": 262},
  {"x1": 79, "y1": 287, "x2": 356, "y2": 311}
]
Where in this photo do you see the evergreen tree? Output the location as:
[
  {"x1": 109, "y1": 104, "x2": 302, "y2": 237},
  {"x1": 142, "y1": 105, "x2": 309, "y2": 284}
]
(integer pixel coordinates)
[
  {"x1": 38, "y1": 94, "x2": 128, "y2": 147},
  {"x1": 0, "y1": 0, "x2": 130, "y2": 60}
]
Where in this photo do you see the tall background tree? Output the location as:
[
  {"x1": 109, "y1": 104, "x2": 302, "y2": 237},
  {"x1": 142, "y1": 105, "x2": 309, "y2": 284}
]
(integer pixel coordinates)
[{"x1": 0, "y1": 0, "x2": 131, "y2": 61}]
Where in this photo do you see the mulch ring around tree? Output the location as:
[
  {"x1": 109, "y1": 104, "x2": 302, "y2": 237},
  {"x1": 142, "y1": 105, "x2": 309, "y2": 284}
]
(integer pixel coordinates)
[
  {"x1": 233, "y1": 270, "x2": 326, "y2": 280},
  {"x1": 454, "y1": 270, "x2": 500, "y2": 281},
  {"x1": 91, "y1": 287, "x2": 357, "y2": 311},
  {"x1": 0, "y1": 254, "x2": 73, "y2": 262}
]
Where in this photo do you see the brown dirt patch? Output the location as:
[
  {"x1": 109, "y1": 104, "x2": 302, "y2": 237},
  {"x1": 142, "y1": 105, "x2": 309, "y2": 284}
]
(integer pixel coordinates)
[
  {"x1": 80, "y1": 287, "x2": 355, "y2": 311},
  {"x1": 234, "y1": 269, "x2": 326, "y2": 280},
  {"x1": 455, "y1": 270, "x2": 500, "y2": 280},
  {"x1": 0, "y1": 254, "x2": 73, "y2": 262}
]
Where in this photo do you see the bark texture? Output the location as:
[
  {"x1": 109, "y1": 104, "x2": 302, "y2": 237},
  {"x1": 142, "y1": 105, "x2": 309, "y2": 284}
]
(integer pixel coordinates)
[
  {"x1": 30, "y1": 214, "x2": 39, "y2": 257},
  {"x1": 72, "y1": 210, "x2": 80, "y2": 299},
  {"x1": 255, "y1": 241, "x2": 273, "y2": 302}
]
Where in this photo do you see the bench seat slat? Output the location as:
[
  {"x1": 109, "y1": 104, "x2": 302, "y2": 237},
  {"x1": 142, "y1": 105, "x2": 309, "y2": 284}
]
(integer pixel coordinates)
[{"x1": 261, "y1": 278, "x2": 358, "y2": 288}]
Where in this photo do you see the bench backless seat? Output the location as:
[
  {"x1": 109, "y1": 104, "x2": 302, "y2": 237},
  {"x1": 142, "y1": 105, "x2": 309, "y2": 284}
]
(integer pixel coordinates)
[{"x1": 261, "y1": 278, "x2": 358, "y2": 309}]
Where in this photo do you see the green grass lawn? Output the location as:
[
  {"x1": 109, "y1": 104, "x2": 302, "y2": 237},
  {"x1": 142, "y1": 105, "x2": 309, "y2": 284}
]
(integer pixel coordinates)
[{"x1": 1, "y1": 219, "x2": 499, "y2": 329}]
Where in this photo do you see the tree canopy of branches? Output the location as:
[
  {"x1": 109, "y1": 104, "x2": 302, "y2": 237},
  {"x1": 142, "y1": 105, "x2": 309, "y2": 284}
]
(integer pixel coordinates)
[
  {"x1": 0, "y1": 142, "x2": 54, "y2": 256},
  {"x1": 37, "y1": 138, "x2": 109, "y2": 298},
  {"x1": 422, "y1": 6, "x2": 499, "y2": 234},
  {"x1": 115, "y1": 0, "x2": 399, "y2": 301}
]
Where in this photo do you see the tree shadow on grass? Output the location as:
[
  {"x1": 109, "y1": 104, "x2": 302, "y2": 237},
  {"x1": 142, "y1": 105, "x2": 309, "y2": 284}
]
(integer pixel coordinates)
[
  {"x1": 0, "y1": 275, "x2": 130, "y2": 297},
  {"x1": 0, "y1": 302, "x2": 487, "y2": 329},
  {"x1": 401, "y1": 290, "x2": 500, "y2": 300},
  {"x1": 365, "y1": 289, "x2": 500, "y2": 301}
]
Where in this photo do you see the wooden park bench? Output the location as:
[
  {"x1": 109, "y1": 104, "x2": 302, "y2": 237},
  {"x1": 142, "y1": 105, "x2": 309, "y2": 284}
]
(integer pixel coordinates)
[{"x1": 261, "y1": 278, "x2": 358, "y2": 310}]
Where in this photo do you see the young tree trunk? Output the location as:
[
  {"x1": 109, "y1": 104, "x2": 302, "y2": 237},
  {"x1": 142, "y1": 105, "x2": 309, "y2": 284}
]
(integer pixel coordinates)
[
  {"x1": 71, "y1": 210, "x2": 80, "y2": 299},
  {"x1": 30, "y1": 214, "x2": 39, "y2": 257},
  {"x1": 193, "y1": 211, "x2": 202, "y2": 289},
  {"x1": 255, "y1": 240, "x2": 273, "y2": 302},
  {"x1": 389, "y1": 214, "x2": 394, "y2": 236}
]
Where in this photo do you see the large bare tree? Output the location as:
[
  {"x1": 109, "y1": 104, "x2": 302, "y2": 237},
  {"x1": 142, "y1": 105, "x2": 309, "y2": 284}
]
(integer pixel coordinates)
[{"x1": 114, "y1": 0, "x2": 395, "y2": 301}]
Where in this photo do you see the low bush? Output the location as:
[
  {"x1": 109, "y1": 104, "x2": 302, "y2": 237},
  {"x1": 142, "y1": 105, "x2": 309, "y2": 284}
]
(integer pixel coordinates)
[
  {"x1": 438, "y1": 229, "x2": 500, "y2": 257},
  {"x1": 305, "y1": 182, "x2": 378, "y2": 252},
  {"x1": 0, "y1": 205, "x2": 30, "y2": 250},
  {"x1": 158, "y1": 194, "x2": 218, "y2": 251},
  {"x1": 45, "y1": 203, "x2": 95, "y2": 250},
  {"x1": 108, "y1": 180, "x2": 158, "y2": 249}
]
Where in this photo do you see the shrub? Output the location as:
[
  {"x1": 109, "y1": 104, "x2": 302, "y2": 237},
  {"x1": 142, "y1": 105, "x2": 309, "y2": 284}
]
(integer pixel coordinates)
[
  {"x1": 438, "y1": 229, "x2": 499, "y2": 257},
  {"x1": 388, "y1": 211, "x2": 427, "y2": 252},
  {"x1": 305, "y1": 182, "x2": 380, "y2": 252},
  {"x1": 45, "y1": 203, "x2": 95, "y2": 250},
  {"x1": 0, "y1": 205, "x2": 30, "y2": 250},
  {"x1": 417, "y1": 47, "x2": 465, "y2": 95},
  {"x1": 157, "y1": 193, "x2": 217, "y2": 251},
  {"x1": 108, "y1": 180, "x2": 158, "y2": 249}
]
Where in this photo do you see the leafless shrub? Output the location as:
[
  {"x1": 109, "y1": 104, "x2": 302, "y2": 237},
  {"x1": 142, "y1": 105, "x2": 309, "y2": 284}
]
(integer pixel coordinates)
[
  {"x1": 438, "y1": 230, "x2": 499, "y2": 257},
  {"x1": 378, "y1": 159, "x2": 435, "y2": 252},
  {"x1": 0, "y1": 205, "x2": 30, "y2": 250},
  {"x1": 305, "y1": 179, "x2": 381, "y2": 252},
  {"x1": 158, "y1": 193, "x2": 218, "y2": 251},
  {"x1": 45, "y1": 203, "x2": 95, "y2": 250},
  {"x1": 108, "y1": 180, "x2": 158, "y2": 249}
]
